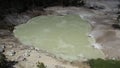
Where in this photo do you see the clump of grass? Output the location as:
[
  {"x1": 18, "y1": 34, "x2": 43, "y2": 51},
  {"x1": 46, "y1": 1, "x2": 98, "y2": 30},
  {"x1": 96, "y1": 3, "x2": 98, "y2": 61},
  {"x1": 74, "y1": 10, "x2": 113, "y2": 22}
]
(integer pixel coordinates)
[
  {"x1": 88, "y1": 58, "x2": 120, "y2": 68},
  {"x1": 37, "y1": 62, "x2": 46, "y2": 68}
]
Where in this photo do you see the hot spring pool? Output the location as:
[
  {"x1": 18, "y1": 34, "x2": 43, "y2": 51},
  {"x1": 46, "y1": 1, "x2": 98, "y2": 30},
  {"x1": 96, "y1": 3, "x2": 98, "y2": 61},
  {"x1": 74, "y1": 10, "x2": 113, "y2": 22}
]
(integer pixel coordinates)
[{"x1": 14, "y1": 15, "x2": 104, "y2": 60}]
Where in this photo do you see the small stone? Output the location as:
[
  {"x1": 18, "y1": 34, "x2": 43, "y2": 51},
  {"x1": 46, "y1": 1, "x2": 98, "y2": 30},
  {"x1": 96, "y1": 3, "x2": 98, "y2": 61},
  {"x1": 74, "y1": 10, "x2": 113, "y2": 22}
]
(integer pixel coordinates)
[
  {"x1": 23, "y1": 50, "x2": 31, "y2": 57},
  {"x1": 30, "y1": 47, "x2": 34, "y2": 50},
  {"x1": 112, "y1": 57, "x2": 116, "y2": 60},
  {"x1": 0, "y1": 44, "x2": 5, "y2": 53},
  {"x1": 27, "y1": 50, "x2": 31, "y2": 53},
  {"x1": 0, "y1": 48, "x2": 4, "y2": 53},
  {"x1": 6, "y1": 50, "x2": 16, "y2": 56},
  {"x1": 24, "y1": 53, "x2": 30, "y2": 57},
  {"x1": 35, "y1": 47, "x2": 40, "y2": 51},
  {"x1": 17, "y1": 56, "x2": 27, "y2": 61},
  {"x1": 1, "y1": 45, "x2": 5, "y2": 49}
]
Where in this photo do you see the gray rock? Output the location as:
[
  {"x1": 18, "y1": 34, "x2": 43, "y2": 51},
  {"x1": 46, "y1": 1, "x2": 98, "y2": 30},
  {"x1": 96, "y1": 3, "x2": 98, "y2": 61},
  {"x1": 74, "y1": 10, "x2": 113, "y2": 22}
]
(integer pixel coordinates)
[
  {"x1": 17, "y1": 56, "x2": 27, "y2": 61},
  {"x1": 0, "y1": 48, "x2": 4, "y2": 53},
  {"x1": 30, "y1": 47, "x2": 34, "y2": 50},
  {"x1": 6, "y1": 50, "x2": 16, "y2": 56},
  {"x1": 0, "y1": 45, "x2": 5, "y2": 49},
  {"x1": 23, "y1": 50, "x2": 31, "y2": 57},
  {"x1": 0, "y1": 45, "x2": 5, "y2": 53},
  {"x1": 24, "y1": 53, "x2": 30, "y2": 57},
  {"x1": 35, "y1": 47, "x2": 40, "y2": 51}
]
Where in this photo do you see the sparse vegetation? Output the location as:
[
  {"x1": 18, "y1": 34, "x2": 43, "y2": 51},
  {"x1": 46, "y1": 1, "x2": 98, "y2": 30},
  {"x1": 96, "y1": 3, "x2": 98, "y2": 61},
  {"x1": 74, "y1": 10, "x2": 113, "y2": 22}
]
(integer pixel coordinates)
[
  {"x1": 88, "y1": 58, "x2": 120, "y2": 68},
  {"x1": 37, "y1": 62, "x2": 46, "y2": 68},
  {"x1": 0, "y1": 53, "x2": 8, "y2": 68},
  {"x1": 0, "y1": 53, "x2": 18, "y2": 68}
]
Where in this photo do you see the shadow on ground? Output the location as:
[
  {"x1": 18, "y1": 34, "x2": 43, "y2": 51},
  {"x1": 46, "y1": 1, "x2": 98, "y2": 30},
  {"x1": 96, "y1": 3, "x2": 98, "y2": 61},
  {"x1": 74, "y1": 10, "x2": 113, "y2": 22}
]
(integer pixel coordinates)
[
  {"x1": 112, "y1": 24, "x2": 120, "y2": 30},
  {"x1": 0, "y1": 53, "x2": 18, "y2": 68}
]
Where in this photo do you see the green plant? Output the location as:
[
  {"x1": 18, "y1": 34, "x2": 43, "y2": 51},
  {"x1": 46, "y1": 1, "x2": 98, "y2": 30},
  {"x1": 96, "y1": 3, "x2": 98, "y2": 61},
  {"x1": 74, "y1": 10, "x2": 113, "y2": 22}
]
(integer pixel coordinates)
[
  {"x1": 37, "y1": 62, "x2": 46, "y2": 68},
  {"x1": 88, "y1": 58, "x2": 120, "y2": 68}
]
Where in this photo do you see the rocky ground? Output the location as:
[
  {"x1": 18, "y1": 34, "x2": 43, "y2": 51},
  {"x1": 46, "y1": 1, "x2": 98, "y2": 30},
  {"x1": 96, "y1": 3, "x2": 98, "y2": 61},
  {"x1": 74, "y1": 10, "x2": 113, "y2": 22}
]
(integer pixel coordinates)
[
  {"x1": 0, "y1": 32, "x2": 89, "y2": 68},
  {"x1": 0, "y1": 6, "x2": 120, "y2": 68}
]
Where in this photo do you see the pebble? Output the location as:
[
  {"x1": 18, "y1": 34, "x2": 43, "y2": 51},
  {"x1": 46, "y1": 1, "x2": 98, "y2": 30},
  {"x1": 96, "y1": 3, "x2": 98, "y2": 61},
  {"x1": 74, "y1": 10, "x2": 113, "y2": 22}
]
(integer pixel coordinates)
[
  {"x1": 23, "y1": 50, "x2": 31, "y2": 57},
  {"x1": 0, "y1": 45, "x2": 5, "y2": 53},
  {"x1": 17, "y1": 56, "x2": 27, "y2": 61},
  {"x1": 6, "y1": 50, "x2": 16, "y2": 56},
  {"x1": 0, "y1": 48, "x2": 4, "y2": 53},
  {"x1": 35, "y1": 47, "x2": 40, "y2": 51},
  {"x1": 1, "y1": 45, "x2": 5, "y2": 49},
  {"x1": 30, "y1": 47, "x2": 34, "y2": 50}
]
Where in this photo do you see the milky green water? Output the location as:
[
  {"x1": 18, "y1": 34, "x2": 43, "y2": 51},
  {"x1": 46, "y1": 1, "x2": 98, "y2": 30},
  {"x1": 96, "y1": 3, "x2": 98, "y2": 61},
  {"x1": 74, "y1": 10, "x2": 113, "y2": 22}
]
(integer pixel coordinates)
[{"x1": 14, "y1": 15, "x2": 104, "y2": 60}]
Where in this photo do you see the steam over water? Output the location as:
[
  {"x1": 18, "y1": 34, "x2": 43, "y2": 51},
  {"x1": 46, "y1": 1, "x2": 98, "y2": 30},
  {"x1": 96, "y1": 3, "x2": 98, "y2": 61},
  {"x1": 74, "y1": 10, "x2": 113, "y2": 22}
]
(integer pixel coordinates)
[{"x1": 14, "y1": 15, "x2": 104, "y2": 60}]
